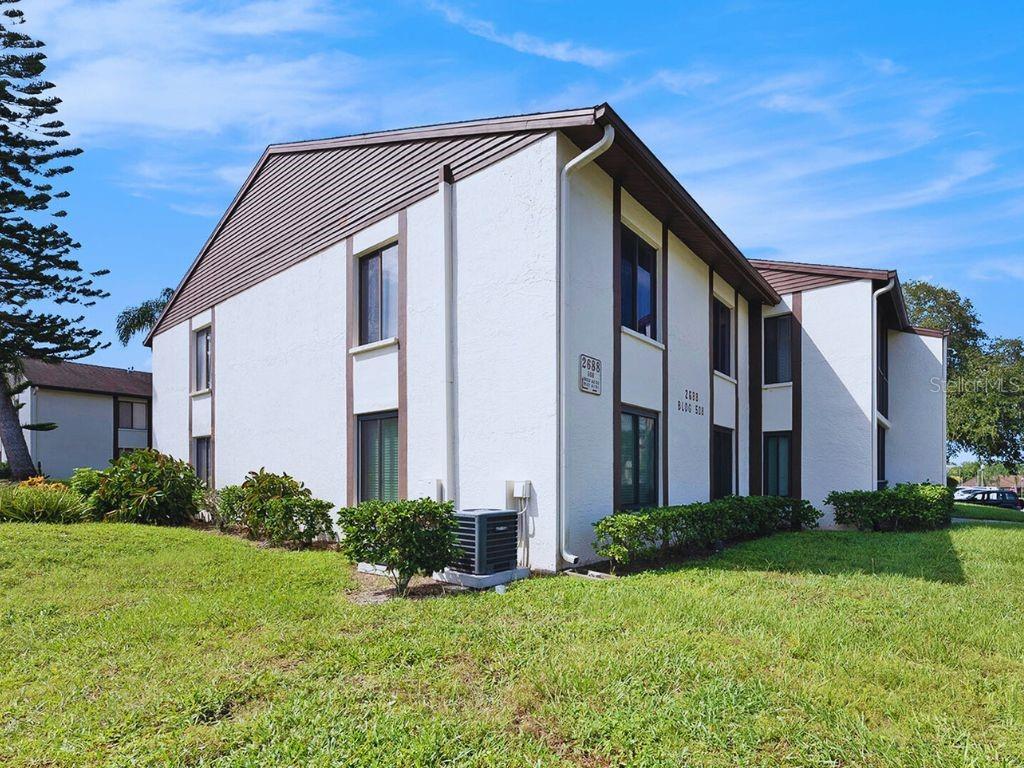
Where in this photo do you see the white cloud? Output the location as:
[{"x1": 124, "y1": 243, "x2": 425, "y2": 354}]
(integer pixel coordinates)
[
  {"x1": 428, "y1": 1, "x2": 622, "y2": 68},
  {"x1": 969, "y1": 258, "x2": 1024, "y2": 281}
]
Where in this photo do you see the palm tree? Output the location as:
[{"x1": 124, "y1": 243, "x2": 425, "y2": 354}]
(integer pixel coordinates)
[{"x1": 116, "y1": 288, "x2": 174, "y2": 345}]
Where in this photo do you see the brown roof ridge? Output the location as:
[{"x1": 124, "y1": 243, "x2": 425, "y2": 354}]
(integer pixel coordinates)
[
  {"x1": 749, "y1": 257, "x2": 896, "y2": 280},
  {"x1": 19, "y1": 358, "x2": 151, "y2": 398}
]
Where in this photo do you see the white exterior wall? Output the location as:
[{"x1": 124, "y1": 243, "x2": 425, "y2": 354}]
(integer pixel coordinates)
[
  {"x1": 801, "y1": 280, "x2": 874, "y2": 521},
  {"x1": 666, "y1": 232, "x2": 712, "y2": 504},
  {"x1": 887, "y1": 331, "x2": 947, "y2": 485},
  {"x1": 453, "y1": 134, "x2": 560, "y2": 569},
  {"x1": 214, "y1": 241, "x2": 348, "y2": 502},
  {"x1": 152, "y1": 320, "x2": 190, "y2": 460},
  {"x1": 31, "y1": 389, "x2": 113, "y2": 478}
]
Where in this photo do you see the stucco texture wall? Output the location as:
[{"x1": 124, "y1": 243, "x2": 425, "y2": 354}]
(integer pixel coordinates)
[
  {"x1": 32, "y1": 389, "x2": 113, "y2": 478},
  {"x1": 887, "y1": 331, "x2": 947, "y2": 485}
]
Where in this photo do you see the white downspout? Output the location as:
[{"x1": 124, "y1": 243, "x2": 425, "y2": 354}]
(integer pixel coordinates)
[
  {"x1": 441, "y1": 165, "x2": 459, "y2": 508},
  {"x1": 557, "y1": 123, "x2": 615, "y2": 568},
  {"x1": 871, "y1": 278, "x2": 895, "y2": 489}
]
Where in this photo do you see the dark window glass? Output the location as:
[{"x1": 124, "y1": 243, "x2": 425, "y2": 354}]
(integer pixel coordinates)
[
  {"x1": 712, "y1": 427, "x2": 733, "y2": 500},
  {"x1": 359, "y1": 244, "x2": 398, "y2": 345},
  {"x1": 713, "y1": 299, "x2": 731, "y2": 376},
  {"x1": 194, "y1": 437, "x2": 212, "y2": 487},
  {"x1": 194, "y1": 327, "x2": 211, "y2": 391},
  {"x1": 118, "y1": 401, "x2": 133, "y2": 428},
  {"x1": 619, "y1": 225, "x2": 657, "y2": 339},
  {"x1": 619, "y1": 410, "x2": 657, "y2": 509},
  {"x1": 764, "y1": 314, "x2": 792, "y2": 384},
  {"x1": 764, "y1": 432, "x2": 791, "y2": 497},
  {"x1": 359, "y1": 411, "x2": 399, "y2": 502},
  {"x1": 877, "y1": 425, "x2": 887, "y2": 490},
  {"x1": 118, "y1": 401, "x2": 148, "y2": 430}
]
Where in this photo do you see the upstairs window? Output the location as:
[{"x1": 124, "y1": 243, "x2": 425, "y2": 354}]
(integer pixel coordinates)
[
  {"x1": 712, "y1": 298, "x2": 731, "y2": 376},
  {"x1": 359, "y1": 244, "x2": 398, "y2": 345},
  {"x1": 193, "y1": 327, "x2": 211, "y2": 392},
  {"x1": 118, "y1": 400, "x2": 148, "y2": 430},
  {"x1": 620, "y1": 225, "x2": 657, "y2": 339},
  {"x1": 764, "y1": 314, "x2": 792, "y2": 384}
]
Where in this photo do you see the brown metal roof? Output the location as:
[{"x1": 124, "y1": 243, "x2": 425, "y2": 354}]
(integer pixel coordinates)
[
  {"x1": 20, "y1": 358, "x2": 152, "y2": 398},
  {"x1": 749, "y1": 258, "x2": 913, "y2": 329},
  {"x1": 147, "y1": 104, "x2": 780, "y2": 343}
]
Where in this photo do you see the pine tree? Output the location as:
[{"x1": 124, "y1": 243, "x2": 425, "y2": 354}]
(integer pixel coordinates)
[{"x1": 0, "y1": 0, "x2": 108, "y2": 479}]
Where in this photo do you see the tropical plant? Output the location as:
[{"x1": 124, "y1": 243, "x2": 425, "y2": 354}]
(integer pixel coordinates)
[
  {"x1": 0, "y1": 481, "x2": 90, "y2": 523},
  {"x1": 336, "y1": 498, "x2": 459, "y2": 596},
  {"x1": 95, "y1": 449, "x2": 202, "y2": 525},
  {"x1": 116, "y1": 287, "x2": 174, "y2": 345}
]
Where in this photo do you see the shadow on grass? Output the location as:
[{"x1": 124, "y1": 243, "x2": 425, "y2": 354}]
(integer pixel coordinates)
[{"x1": 677, "y1": 528, "x2": 967, "y2": 585}]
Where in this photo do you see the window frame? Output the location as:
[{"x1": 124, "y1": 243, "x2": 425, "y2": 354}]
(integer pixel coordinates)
[
  {"x1": 763, "y1": 314, "x2": 793, "y2": 385},
  {"x1": 118, "y1": 399, "x2": 148, "y2": 431},
  {"x1": 763, "y1": 431, "x2": 792, "y2": 497},
  {"x1": 712, "y1": 426, "x2": 734, "y2": 500},
  {"x1": 358, "y1": 243, "x2": 399, "y2": 346},
  {"x1": 193, "y1": 326, "x2": 211, "y2": 392},
  {"x1": 712, "y1": 298, "x2": 732, "y2": 376},
  {"x1": 618, "y1": 407, "x2": 659, "y2": 510},
  {"x1": 193, "y1": 436, "x2": 212, "y2": 487},
  {"x1": 358, "y1": 410, "x2": 400, "y2": 502},
  {"x1": 619, "y1": 224, "x2": 658, "y2": 340}
]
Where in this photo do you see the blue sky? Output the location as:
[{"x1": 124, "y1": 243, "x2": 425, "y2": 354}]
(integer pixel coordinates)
[{"x1": 24, "y1": 0, "x2": 1024, "y2": 371}]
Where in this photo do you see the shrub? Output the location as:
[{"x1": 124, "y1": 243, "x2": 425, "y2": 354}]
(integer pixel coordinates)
[
  {"x1": 0, "y1": 482, "x2": 90, "y2": 523},
  {"x1": 69, "y1": 467, "x2": 110, "y2": 518},
  {"x1": 336, "y1": 498, "x2": 459, "y2": 596},
  {"x1": 230, "y1": 470, "x2": 334, "y2": 546},
  {"x1": 96, "y1": 449, "x2": 202, "y2": 525},
  {"x1": 593, "y1": 495, "x2": 820, "y2": 572},
  {"x1": 826, "y1": 483, "x2": 951, "y2": 532},
  {"x1": 20, "y1": 475, "x2": 50, "y2": 487},
  {"x1": 209, "y1": 484, "x2": 245, "y2": 531}
]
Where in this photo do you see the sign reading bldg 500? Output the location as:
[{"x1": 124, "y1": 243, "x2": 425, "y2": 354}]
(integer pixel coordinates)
[{"x1": 677, "y1": 388, "x2": 705, "y2": 416}]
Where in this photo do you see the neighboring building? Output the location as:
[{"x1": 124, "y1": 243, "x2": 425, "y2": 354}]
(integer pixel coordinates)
[
  {"x1": 146, "y1": 104, "x2": 947, "y2": 570},
  {"x1": 964, "y1": 475, "x2": 1023, "y2": 494},
  {"x1": 1, "y1": 359, "x2": 152, "y2": 478},
  {"x1": 750, "y1": 260, "x2": 948, "y2": 516}
]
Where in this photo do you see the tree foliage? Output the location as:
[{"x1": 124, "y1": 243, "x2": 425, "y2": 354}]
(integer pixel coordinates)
[
  {"x1": 904, "y1": 280, "x2": 1024, "y2": 465},
  {"x1": 116, "y1": 287, "x2": 173, "y2": 345},
  {"x1": 0, "y1": 0, "x2": 108, "y2": 478}
]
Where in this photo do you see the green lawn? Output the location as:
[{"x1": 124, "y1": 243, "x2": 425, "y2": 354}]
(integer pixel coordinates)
[
  {"x1": 954, "y1": 502, "x2": 1024, "y2": 523},
  {"x1": 3, "y1": 524, "x2": 1024, "y2": 767}
]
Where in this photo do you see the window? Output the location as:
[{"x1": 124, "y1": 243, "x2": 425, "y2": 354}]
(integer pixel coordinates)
[
  {"x1": 877, "y1": 424, "x2": 887, "y2": 490},
  {"x1": 619, "y1": 409, "x2": 657, "y2": 509},
  {"x1": 194, "y1": 436, "x2": 212, "y2": 487},
  {"x1": 118, "y1": 400, "x2": 148, "y2": 430},
  {"x1": 764, "y1": 314, "x2": 792, "y2": 384},
  {"x1": 359, "y1": 411, "x2": 399, "y2": 502},
  {"x1": 194, "y1": 327, "x2": 211, "y2": 392},
  {"x1": 359, "y1": 244, "x2": 398, "y2": 345},
  {"x1": 712, "y1": 427, "x2": 733, "y2": 500},
  {"x1": 763, "y1": 432, "x2": 791, "y2": 497},
  {"x1": 713, "y1": 298, "x2": 731, "y2": 376},
  {"x1": 620, "y1": 225, "x2": 657, "y2": 339}
]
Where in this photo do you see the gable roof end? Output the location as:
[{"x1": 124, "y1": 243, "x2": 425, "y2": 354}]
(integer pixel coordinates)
[{"x1": 146, "y1": 104, "x2": 780, "y2": 345}]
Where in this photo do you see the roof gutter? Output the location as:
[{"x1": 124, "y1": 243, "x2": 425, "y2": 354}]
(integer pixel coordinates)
[{"x1": 557, "y1": 121, "x2": 615, "y2": 568}]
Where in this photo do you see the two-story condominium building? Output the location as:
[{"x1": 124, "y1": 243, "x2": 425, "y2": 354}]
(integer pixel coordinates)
[{"x1": 147, "y1": 104, "x2": 946, "y2": 571}]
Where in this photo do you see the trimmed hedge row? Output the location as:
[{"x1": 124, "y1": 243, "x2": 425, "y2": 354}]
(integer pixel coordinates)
[
  {"x1": 593, "y1": 495, "x2": 819, "y2": 571},
  {"x1": 826, "y1": 483, "x2": 952, "y2": 531}
]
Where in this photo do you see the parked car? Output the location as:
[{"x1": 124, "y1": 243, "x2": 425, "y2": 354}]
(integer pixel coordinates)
[
  {"x1": 954, "y1": 486, "x2": 996, "y2": 501},
  {"x1": 961, "y1": 489, "x2": 1023, "y2": 510}
]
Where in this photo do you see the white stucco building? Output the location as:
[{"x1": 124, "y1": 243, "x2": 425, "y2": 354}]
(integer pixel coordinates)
[
  {"x1": 147, "y1": 104, "x2": 947, "y2": 570},
  {"x1": 2, "y1": 359, "x2": 152, "y2": 479}
]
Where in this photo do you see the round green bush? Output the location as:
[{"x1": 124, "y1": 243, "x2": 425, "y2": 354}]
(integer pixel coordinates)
[{"x1": 95, "y1": 449, "x2": 202, "y2": 525}]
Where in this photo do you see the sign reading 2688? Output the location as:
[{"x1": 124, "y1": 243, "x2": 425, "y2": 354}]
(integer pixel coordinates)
[{"x1": 579, "y1": 354, "x2": 602, "y2": 395}]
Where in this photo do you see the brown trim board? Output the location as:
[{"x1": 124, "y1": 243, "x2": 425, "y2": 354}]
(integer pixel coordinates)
[
  {"x1": 748, "y1": 301, "x2": 763, "y2": 495},
  {"x1": 345, "y1": 237, "x2": 357, "y2": 506},
  {"x1": 661, "y1": 221, "x2": 669, "y2": 506},
  {"x1": 612, "y1": 181, "x2": 623, "y2": 512},
  {"x1": 397, "y1": 210, "x2": 408, "y2": 499},
  {"x1": 791, "y1": 291, "x2": 803, "y2": 500},
  {"x1": 707, "y1": 268, "x2": 715, "y2": 499}
]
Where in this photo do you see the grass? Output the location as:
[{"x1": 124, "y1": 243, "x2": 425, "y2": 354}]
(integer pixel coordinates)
[
  {"x1": 954, "y1": 502, "x2": 1024, "y2": 523},
  {"x1": 2, "y1": 523, "x2": 1024, "y2": 767}
]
